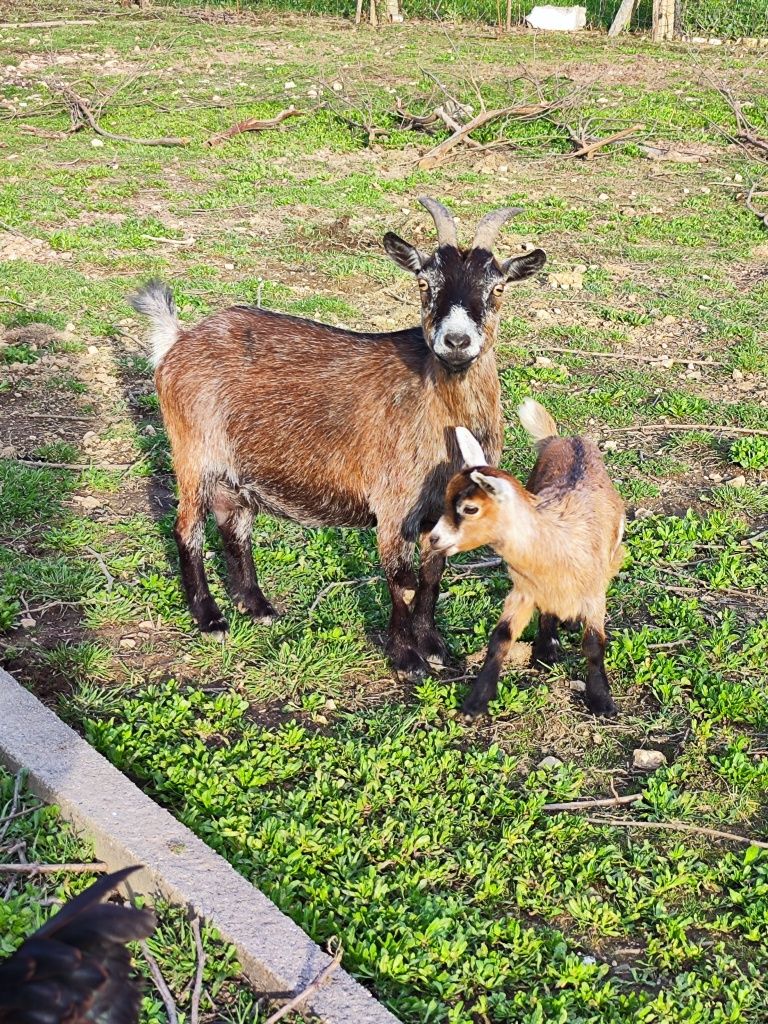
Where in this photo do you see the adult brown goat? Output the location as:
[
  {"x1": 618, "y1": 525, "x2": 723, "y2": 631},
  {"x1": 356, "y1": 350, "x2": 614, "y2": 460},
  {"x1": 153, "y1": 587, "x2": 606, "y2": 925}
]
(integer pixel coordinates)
[{"x1": 129, "y1": 198, "x2": 546, "y2": 680}]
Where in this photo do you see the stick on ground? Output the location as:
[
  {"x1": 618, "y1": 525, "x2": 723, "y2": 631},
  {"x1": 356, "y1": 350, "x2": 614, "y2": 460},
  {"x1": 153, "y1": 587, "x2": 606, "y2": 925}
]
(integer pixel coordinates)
[
  {"x1": 141, "y1": 943, "x2": 179, "y2": 1024},
  {"x1": 206, "y1": 108, "x2": 304, "y2": 147},
  {"x1": 0, "y1": 861, "x2": 109, "y2": 874},
  {"x1": 264, "y1": 945, "x2": 343, "y2": 1024},
  {"x1": 543, "y1": 793, "x2": 642, "y2": 812},
  {"x1": 584, "y1": 816, "x2": 768, "y2": 850}
]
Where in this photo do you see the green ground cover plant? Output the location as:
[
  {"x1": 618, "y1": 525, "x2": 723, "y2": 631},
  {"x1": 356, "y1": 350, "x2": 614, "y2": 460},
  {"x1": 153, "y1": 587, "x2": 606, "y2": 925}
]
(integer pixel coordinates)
[{"x1": 1, "y1": 3, "x2": 767, "y2": 1022}]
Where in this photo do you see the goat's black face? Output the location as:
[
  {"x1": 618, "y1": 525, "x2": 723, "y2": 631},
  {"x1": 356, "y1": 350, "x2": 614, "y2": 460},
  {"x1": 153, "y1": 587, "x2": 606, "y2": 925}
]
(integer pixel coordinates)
[{"x1": 384, "y1": 234, "x2": 546, "y2": 372}]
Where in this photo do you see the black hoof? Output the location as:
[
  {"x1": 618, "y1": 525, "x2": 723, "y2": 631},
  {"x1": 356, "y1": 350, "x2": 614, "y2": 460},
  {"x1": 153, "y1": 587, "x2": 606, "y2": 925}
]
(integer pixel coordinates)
[
  {"x1": 532, "y1": 640, "x2": 560, "y2": 668},
  {"x1": 200, "y1": 615, "x2": 229, "y2": 638},
  {"x1": 235, "y1": 593, "x2": 279, "y2": 625},
  {"x1": 586, "y1": 692, "x2": 618, "y2": 719},
  {"x1": 388, "y1": 644, "x2": 430, "y2": 683},
  {"x1": 460, "y1": 699, "x2": 489, "y2": 721},
  {"x1": 414, "y1": 629, "x2": 451, "y2": 670}
]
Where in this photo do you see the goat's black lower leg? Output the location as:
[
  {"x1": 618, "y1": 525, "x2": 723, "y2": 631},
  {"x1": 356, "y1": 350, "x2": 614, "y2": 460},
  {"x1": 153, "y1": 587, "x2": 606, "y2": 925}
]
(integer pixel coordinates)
[
  {"x1": 463, "y1": 592, "x2": 534, "y2": 719},
  {"x1": 379, "y1": 530, "x2": 429, "y2": 681},
  {"x1": 532, "y1": 612, "x2": 561, "y2": 667},
  {"x1": 216, "y1": 505, "x2": 277, "y2": 624},
  {"x1": 582, "y1": 625, "x2": 617, "y2": 718},
  {"x1": 412, "y1": 541, "x2": 449, "y2": 668},
  {"x1": 174, "y1": 517, "x2": 228, "y2": 635}
]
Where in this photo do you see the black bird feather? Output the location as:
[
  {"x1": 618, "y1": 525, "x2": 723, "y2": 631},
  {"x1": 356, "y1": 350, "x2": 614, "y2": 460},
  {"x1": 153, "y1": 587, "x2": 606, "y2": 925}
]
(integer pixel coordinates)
[{"x1": 0, "y1": 865, "x2": 156, "y2": 1024}]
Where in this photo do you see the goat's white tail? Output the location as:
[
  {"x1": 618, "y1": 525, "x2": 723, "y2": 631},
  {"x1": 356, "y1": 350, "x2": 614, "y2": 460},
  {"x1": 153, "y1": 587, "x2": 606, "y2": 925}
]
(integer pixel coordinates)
[
  {"x1": 517, "y1": 398, "x2": 559, "y2": 446},
  {"x1": 128, "y1": 280, "x2": 179, "y2": 367}
]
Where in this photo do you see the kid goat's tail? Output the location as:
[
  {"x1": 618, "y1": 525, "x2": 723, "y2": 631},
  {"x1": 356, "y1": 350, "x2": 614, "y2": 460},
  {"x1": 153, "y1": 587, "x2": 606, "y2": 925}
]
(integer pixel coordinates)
[
  {"x1": 128, "y1": 279, "x2": 179, "y2": 368},
  {"x1": 516, "y1": 397, "x2": 559, "y2": 448}
]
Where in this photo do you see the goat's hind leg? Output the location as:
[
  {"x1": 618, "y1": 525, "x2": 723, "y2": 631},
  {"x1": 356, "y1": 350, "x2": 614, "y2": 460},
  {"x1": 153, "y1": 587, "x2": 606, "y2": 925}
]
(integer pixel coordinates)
[
  {"x1": 213, "y1": 487, "x2": 277, "y2": 625},
  {"x1": 174, "y1": 474, "x2": 228, "y2": 636},
  {"x1": 581, "y1": 609, "x2": 617, "y2": 718}
]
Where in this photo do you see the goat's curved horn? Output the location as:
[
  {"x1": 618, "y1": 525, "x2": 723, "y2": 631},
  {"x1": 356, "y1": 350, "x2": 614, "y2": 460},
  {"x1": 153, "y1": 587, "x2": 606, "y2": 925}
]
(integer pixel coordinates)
[
  {"x1": 418, "y1": 196, "x2": 458, "y2": 249},
  {"x1": 471, "y1": 207, "x2": 524, "y2": 251}
]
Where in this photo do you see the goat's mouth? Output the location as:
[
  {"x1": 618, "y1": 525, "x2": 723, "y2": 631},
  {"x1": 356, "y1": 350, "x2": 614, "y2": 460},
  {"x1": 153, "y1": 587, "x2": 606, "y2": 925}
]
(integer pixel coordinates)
[{"x1": 435, "y1": 353, "x2": 478, "y2": 374}]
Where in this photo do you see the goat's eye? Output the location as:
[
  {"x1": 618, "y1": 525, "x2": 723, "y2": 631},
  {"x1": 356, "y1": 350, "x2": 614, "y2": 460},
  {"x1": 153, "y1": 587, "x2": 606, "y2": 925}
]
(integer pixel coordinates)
[
  {"x1": 462, "y1": 504, "x2": 479, "y2": 516},
  {"x1": 417, "y1": 278, "x2": 429, "y2": 292},
  {"x1": 492, "y1": 283, "x2": 505, "y2": 296}
]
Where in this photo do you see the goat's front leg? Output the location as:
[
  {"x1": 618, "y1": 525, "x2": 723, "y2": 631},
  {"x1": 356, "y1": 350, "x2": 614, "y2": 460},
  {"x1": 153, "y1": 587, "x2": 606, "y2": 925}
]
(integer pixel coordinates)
[
  {"x1": 463, "y1": 590, "x2": 535, "y2": 719},
  {"x1": 411, "y1": 534, "x2": 450, "y2": 669},
  {"x1": 379, "y1": 530, "x2": 429, "y2": 682},
  {"x1": 581, "y1": 608, "x2": 618, "y2": 718}
]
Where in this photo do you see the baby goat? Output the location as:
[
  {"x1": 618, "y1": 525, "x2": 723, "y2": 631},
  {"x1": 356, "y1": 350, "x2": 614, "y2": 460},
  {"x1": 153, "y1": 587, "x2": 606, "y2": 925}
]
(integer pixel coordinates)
[
  {"x1": 429, "y1": 400, "x2": 625, "y2": 718},
  {"x1": 130, "y1": 199, "x2": 546, "y2": 682}
]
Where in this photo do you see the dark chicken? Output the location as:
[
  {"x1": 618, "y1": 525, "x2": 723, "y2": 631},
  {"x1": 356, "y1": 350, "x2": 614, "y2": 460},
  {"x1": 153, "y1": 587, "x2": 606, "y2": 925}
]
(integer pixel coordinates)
[{"x1": 0, "y1": 866, "x2": 155, "y2": 1024}]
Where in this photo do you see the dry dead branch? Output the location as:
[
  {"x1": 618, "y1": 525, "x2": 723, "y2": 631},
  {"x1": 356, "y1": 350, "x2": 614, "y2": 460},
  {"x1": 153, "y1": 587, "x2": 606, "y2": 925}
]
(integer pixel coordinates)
[
  {"x1": 264, "y1": 944, "x2": 343, "y2": 1024},
  {"x1": 543, "y1": 794, "x2": 642, "y2": 812},
  {"x1": 141, "y1": 943, "x2": 179, "y2": 1024},
  {"x1": 744, "y1": 180, "x2": 768, "y2": 229},
  {"x1": 46, "y1": 80, "x2": 189, "y2": 147},
  {"x1": 418, "y1": 102, "x2": 553, "y2": 170},
  {"x1": 585, "y1": 815, "x2": 768, "y2": 850},
  {"x1": 20, "y1": 125, "x2": 74, "y2": 140},
  {"x1": 567, "y1": 123, "x2": 645, "y2": 160},
  {"x1": 0, "y1": 861, "x2": 109, "y2": 873},
  {"x1": 717, "y1": 85, "x2": 768, "y2": 158},
  {"x1": 205, "y1": 107, "x2": 304, "y2": 146}
]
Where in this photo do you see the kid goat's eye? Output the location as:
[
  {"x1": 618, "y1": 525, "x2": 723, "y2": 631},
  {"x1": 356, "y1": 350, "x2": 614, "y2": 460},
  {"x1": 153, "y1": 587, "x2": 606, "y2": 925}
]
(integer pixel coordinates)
[
  {"x1": 493, "y1": 283, "x2": 505, "y2": 295},
  {"x1": 418, "y1": 278, "x2": 429, "y2": 291},
  {"x1": 463, "y1": 504, "x2": 479, "y2": 515}
]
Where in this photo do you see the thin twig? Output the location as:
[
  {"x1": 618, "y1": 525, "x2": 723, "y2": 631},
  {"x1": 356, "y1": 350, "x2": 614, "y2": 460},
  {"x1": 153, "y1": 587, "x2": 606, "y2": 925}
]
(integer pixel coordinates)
[
  {"x1": 567, "y1": 123, "x2": 645, "y2": 160},
  {"x1": 190, "y1": 917, "x2": 206, "y2": 1024},
  {"x1": 0, "y1": 861, "x2": 108, "y2": 873},
  {"x1": 543, "y1": 793, "x2": 642, "y2": 812},
  {"x1": 84, "y1": 546, "x2": 115, "y2": 590},
  {"x1": 2, "y1": 18, "x2": 99, "y2": 27},
  {"x1": 0, "y1": 803, "x2": 43, "y2": 830},
  {"x1": 16, "y1": 459, "x2": 132, "y2": 470},
  {"x1": 534, "y1": 346, "x2": 724, "y2": 368},
  {"x1": 205, "y1": 107, "x2": 304, "y2": 147},
  {"x1": 0, "y1": 774, "x2": 24, "y2": 845},
  {"x1": 264, "y1": 945, "x2": 343, "y2": 1024},
  {"x1": 22, "y1": 413, "x2": 96, "y2": 421},
  {"x1": 141, "y1": 943, "x2": 179, "y2": 1024},
  {"x1": 606, "y1": 423, "x2": 768, "y2": 438},
  {"x1": 418, "y1": 102, "x2": 553, "y2": 170},
  {"x1": 584, "y1": 816, "x2": 768, "y2": 850},
  {"x1": 308, "y1": 576, "x2": 380, "y2": 615}
]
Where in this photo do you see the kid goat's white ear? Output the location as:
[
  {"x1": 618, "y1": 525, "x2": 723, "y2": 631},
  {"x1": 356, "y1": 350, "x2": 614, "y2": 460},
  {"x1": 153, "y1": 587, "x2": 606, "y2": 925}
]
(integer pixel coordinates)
[
  {"x1": 455, "y1": 426, "x2": 487, "y2": 468},
  {"x1": 470, "y1": 470, "x2": 515, "y2": 501}
]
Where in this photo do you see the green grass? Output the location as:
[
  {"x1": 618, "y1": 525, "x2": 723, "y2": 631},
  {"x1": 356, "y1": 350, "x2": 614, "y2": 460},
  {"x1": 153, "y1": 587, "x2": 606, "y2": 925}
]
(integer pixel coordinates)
[{"x1": 1, "y1": 4, "x2": 768, "y2": 1023}]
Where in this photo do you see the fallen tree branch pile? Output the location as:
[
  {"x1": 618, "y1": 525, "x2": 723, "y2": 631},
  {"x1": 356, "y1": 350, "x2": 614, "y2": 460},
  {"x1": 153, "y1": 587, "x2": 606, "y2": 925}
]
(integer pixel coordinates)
[
  {"x1": 718, "y1": 85, "x2": 768, "y2": 159},
  {"x1": 744, "y1": 179, "x2": 768, "y2": 229}
]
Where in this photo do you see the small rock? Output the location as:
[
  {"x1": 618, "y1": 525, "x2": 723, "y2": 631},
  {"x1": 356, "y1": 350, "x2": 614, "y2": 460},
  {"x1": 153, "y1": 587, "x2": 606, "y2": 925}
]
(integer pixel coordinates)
[
  {"x1": 535, "y1": 355, "x2": 553, "y2": 368},
  {"x1": 19, "y1": 616, "x2": 36, "y2": 629},
  {"x1": 119, "y1": 637, "x2": 137, "y2": 650},
  {"x1": 91, "y1": 138, "x2": 104, "y2": 147},
  {"x1": 284, "y1": 81, "x2": 296, "y2": 90},
  {"x1": 73, "y1": 495, "x2": 101, "y2": 511},
  {"x1": 332, "y1": 81, "x2": 343, "y2": 92},
  {"x1": 143, "y1": 424, "x2": 156, "y2": 436},
  {"x1": 224, "y1": 262, "x2": 234, "y2": 270},
  {"x1": 538, "y1": 755, "x2": 563, "y2": 770},
  {"x1": 729, "y1": 475, "x2": 747, "y2": 488},
  {"x1": 633, "y1": 748, "x2": 666, "y2": 771},
  {"x1": 569, "y1": 680, "x2": 586, "y2": 693},
  {"x1": 138, "y1": 620, "x2": 154, "y2": 631},
  {"x1": 87, "y1": 345, "x2": 98, "y2": 356},
  {"x1": 602, "y1": 440, "x2": 618, "y2": 452}
]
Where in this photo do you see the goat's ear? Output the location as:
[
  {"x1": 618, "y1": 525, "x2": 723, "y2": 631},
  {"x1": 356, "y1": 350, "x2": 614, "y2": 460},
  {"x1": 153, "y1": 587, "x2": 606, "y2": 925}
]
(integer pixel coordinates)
[
  {"x1": 470, "y1": 470, "x2": 515, "y2": 501},
  {"x1": 455, "y1": 427, "x2": 487, "y2": 468},
  {"x1": 500, "y1": 248, "x2": 546, "y2": 282},
  {"x1": 383, "y1": 232, "x2": 428, "y2": 274}
]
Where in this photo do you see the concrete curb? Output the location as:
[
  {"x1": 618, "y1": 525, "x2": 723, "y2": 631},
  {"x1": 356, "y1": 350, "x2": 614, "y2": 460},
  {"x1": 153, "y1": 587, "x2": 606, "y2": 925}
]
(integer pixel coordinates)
[{"x1": 0, "y1": 668, "x2": 400, "y2": 1024}]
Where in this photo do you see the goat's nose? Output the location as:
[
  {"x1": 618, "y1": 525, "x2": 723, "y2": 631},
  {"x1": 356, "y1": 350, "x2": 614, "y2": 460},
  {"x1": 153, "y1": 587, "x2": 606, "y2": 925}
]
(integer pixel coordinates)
[{"x1": 443, "y1": 332, "x2": 472, "y2": 351}]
